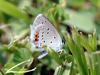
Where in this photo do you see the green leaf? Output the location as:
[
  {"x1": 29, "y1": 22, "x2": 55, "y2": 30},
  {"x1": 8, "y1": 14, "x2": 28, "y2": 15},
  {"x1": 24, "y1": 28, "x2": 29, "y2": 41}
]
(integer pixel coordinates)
[
  {"x1": 0, "y1": 12, "x2": 5, "y2": 22},
  {"x1": 44, "y1": 47, "x2": 63, "y2": 65},
  {"x1": 4, "y1": 48, "x2": 32, "y2": 68},
  {"x1": 4, "y1": 48, "x2": 32, "y2": 74},
  {"x1": 12, "y1": 48, "x2": 32, "y2": 63},
  {"x1": 90, "y1": 0, "x2": 100, "y2": 8},
  {"x1": 64, "y1": 10, "x2": 95, "y2": 32},
  {"x1": 67, "y1": 0, "x2": 85, "y2": 8},
  {"x1": 0, "y1": 0, "x2": 30, "y2": 24}
]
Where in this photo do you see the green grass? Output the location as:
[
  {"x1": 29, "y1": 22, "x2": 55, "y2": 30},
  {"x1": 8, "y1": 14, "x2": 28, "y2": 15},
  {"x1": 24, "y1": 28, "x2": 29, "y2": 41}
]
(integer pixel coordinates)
[{"x1": 0, "y1": 0, "x2": 100, "y2": 75}]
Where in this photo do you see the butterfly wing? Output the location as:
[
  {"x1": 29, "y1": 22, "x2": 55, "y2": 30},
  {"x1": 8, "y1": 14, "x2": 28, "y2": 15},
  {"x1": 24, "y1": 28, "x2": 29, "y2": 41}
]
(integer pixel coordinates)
[{"x1": 30, "y1": 14, "x2": 63, "y2": 52}]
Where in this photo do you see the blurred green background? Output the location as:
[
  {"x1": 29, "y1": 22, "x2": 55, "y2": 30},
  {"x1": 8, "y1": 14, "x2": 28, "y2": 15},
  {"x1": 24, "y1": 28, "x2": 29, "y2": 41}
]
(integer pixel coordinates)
[{"x1": 0, "y1": 0, "x2": 100, "y2": 75}]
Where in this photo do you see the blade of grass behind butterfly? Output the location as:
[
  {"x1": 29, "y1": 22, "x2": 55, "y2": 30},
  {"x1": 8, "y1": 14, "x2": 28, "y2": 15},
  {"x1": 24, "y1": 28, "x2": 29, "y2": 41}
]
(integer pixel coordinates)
[
  {"x1": 69, "y1": 61, "x2": 77, "y2": 75},
  {"x1": 85, "y1": 51, "x2": 100, "y2": 75},
  {"x1": 79, "y1": 31, "x2": 97, "y2": 75},
  {"x1": 64, "y1": 32, "x2": 88, "y2": 75},
  {"x1": 78, "y1": 31, "x2": 97, "y2": 75},
  {"x1": 86, "y1": 33, "x2": 97, "y2": 75},
  {"x1": 88, "y1": 31, "x2": 97, "y2": 51},
  {"x1": 92, "y1": 51, "x2": 100, "y2": 75},
  {"x1": 85, "y1": 52, "x2": 96, "y2": 75},
  {"x1": 63, "y1": 33, "x2": 82, "y2": 75},
  {"x1": 71, "y1": 27, "x2": 88, "y2": 75},
  {"x1": 79, "y1": 32, "x2": 97, "y2": 52},
  {"x1": 78, "y1": 32, "x2": 92, "y2": 52},
  {"x1": 72, "y1": 28, "x2": 88, "y2": 64}
]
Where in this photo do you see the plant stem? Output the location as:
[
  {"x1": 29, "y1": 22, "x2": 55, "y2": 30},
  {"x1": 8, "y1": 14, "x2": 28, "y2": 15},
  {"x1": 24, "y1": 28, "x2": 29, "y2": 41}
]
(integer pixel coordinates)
[{"x1": 24, "y1": 58, "x2": 39, "y2": 75}]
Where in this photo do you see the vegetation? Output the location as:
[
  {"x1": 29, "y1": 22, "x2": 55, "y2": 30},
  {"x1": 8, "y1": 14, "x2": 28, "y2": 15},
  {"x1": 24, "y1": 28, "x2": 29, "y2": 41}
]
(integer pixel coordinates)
[{"x1": 0, "y1": 0, "x2": 100, "y2": 75}]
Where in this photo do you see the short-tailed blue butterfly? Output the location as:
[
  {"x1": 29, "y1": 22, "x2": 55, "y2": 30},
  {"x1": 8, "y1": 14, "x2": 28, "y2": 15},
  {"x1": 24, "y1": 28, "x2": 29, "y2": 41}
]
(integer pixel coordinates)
[{"x1": 30, "y1": 14, "x2": 63, "y2": 59}]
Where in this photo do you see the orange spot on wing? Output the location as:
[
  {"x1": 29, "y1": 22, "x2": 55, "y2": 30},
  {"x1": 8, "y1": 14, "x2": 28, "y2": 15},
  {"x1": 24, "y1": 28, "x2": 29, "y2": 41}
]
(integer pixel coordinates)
[{"x1": 34, "y1": 32, "x2": 39, "y2": 47}]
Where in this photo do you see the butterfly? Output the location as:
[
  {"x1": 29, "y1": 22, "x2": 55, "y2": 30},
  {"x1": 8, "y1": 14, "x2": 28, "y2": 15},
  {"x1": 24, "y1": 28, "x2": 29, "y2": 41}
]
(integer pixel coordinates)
[{"x1": 30, "y1": 14, "x2": 63, "y2": 59}]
